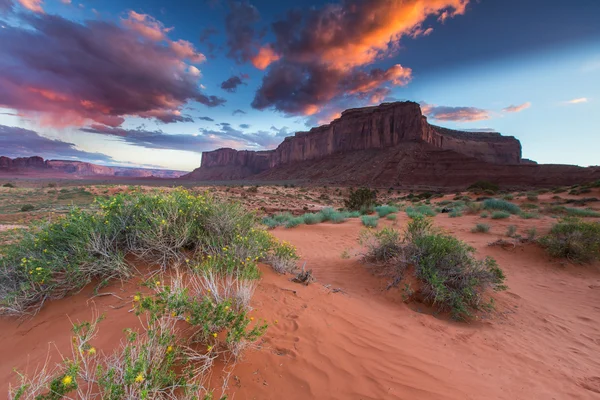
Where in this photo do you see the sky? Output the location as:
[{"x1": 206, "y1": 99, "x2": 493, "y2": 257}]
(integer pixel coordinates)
[{"x1": 0, "y1": 0, "x2": 599, "y2": 171}]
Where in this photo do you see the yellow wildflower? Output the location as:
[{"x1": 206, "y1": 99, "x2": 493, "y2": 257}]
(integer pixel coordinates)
[
  {"x1": 212, "y1": 333, "x2": 217, "y2": 338},
  {"x1": 133, "y1": 295, "x2": 141, "y2": 302},
  {"x1": 155, "y1": 281, "x2": 161, "y2": 286},
  {"x1": 250, "y1": 317, "x2": 254, "y2": 321},
  {"x1": 88, "y1": 347, "x2": 96, "y2": 355},
  {"x1": 62, "y1": 375, "x2": 73, "y2": 386},
  {"x1": 134, "y1": 373, "x2": 145, "y2": 383},
  {"x1": 166, "y1": 345, "x2": 173, "y2": 353},
  {"x1": 207, "y1": 345, "x2": 213, "y2": 351}
]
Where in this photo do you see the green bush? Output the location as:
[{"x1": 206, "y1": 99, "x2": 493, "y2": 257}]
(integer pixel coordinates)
[
  {"x1": 526, "y1": 193, "x2": 539, "y2": 202},
  {"x1": 408, "y1": 220, "x2": 505, "y2": 320},
  {"x1": 386, "y1": 214, "x2": 397, "y2": 221},
  {"x1": 345, "y1": 187, "x2": 377, "y2": 211},
  {"x1": 480, "y1": 212, "x2": 489, "y2": 218},
  {"x1": 448, "y1": 209, "x2": 462, "y2": 218},
  {"x1": 318, "y1": 207, "x2": 337, "y2": 221},
  {"x1": 565, "y1": 208, "x2": 600, "y2": 218},
  {"x1": 262, "y1": 217, "x2": 279, "y2": 229},
  {"x1": 329, "y1": 212, "x2": 348, "y2": 224},
  {"x1": 520, "y1": 212, "x2": 540, "y2": 219},
  {"x1": 405, "y1": 205, "x2": 437, "y2": 219},
  {"x1": 302, "y1": 213, "x2": 324, "y2": 225},
  {"x1": 375, "y1": 205, "x2": 399, "y2": 218},
  {"x1": 285, "y1": 217, "x2": 304, "y2": 228},
  {"x1": 472, "y1": 223, "x2": 490, "y2": 233},
  {"x1": 491, "y1": 211, "x2": 511, "y2": 219},
  {"x1": 502, "y1": 194, "x2": 514, "y2": 201},
  {"x1": 361, "y1": 217, "x2": 506, "y2": 321},
  {"x1": 483, "y1": 198, "x2": 521, "y2": 214},
  {"x1": 0, "y1": 189, "x2": 297, "y2": 315},
  {"x1": 347, "y1": 210, "x2": 361, "y2": 218},
  {"x1": 539, "y1": 218, "x2": 600, "y2": 263},
  {"x1": 20, "y1": 204, "x2": 35, "y2": 212},
  {"x1": 361, "y1": 215, "x2": 379, "y2": 228}
]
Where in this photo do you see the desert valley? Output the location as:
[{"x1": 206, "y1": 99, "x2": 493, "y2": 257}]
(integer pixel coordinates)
[
  {"x1": 1, "y1": 0, "x2": 599, "y2": 398},
  {"x1": 1, "y1": 101, "x2": 600, "y2": 399}
]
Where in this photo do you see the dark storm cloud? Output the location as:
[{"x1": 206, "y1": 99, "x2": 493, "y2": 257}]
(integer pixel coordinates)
[
  {"x1": 220, "y1": 75, "x2": 247, "y2": 92},
  {"x1": 225, "y1": 0, "x2": 262, "y2": 64}
]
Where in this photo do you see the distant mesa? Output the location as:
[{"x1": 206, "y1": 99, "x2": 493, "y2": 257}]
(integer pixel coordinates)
[
  {"x1": 0, "y1": 156, "x2": 185, "y2": 179},
  {"x1": 183, "y1": 101, "x2": 599, "y2": 188}
]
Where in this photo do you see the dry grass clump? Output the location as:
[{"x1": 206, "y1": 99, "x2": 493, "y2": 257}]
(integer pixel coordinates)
[
  {"x1": 361, "y1": 217, "x2": 506, "y2": 320},
  {"x1": 0, "y1": 189, "x2": 299, "y2": 316},
  {"x1": 539, "y1": 218, "x2": 600, "y2": 263},
  {"x1": 10, "y1": 272, "x2": 268, "y2": 399}
]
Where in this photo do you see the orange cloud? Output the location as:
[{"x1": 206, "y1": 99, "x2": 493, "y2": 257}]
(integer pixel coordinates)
[
  {"x1": 17, "y1": 0, "x2": 43, "y2": 13},
  {"x1": 566, "y1": 98, "x2": 588, "y2": 104},
  {"x1": 170, "y1": 40, "x2": 206, "y2": 64},
  {"x1": 122, "y1": 11, "x2": 172, "y2": 41},
  {"x1": 252, "y1": 46, "x2": 280, "y2": 70},
  {"x1": 279, "y1": 0, "x2": 469, "y2": 70},
  {"x1": 421, "y1": 103, "x2": 490, "y2": 121},
  {"x1": 503, "y1": 102, "x2": 531, "y2": 113}
]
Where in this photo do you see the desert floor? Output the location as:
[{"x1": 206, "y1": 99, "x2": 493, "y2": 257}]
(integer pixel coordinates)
[{"x1": 0, "y1": 183, "x2": 599, "y2": 399}]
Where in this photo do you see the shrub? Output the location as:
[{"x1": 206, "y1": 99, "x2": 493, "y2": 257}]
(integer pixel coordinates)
[
  {"x1": 407, "y1": 220, "x2": 505, "y2": 320},
  {"x1": 329, "y1": 212, "x2": 348, "y2": 224},
  {"x1": 526, "y1": 227, "x2": 537, "y2": 241},
  {"x1": 285, "y1": 217, "x2": 304, "y2": 229},
  {"x1": 480, "y1": 212, "x2": 489, "y2": 218},
  {"x1": 520, "y1": 212, "x2": 540, "y2": 219},
  {"x1": 506, "y1": 225, "x2": 517, "y2": 237},
  {"x1": 565, "y1": 208, "x2": 600, "y2": 218},
  {"x1": 345, "y1": 187, "x2": 377, "y2": 211},
  {"x1": 405, "y1": 205, "x2": 437, "y2": 219},
  {"x1": 491, "y1": 211, "x2": 511, "y2": 219},
  {"x1": 361, "y1": 217, "x2": 506, "y2": 320},
  {"x1": 20, "y1": 204, "x2": 35, "y2": 212},
  {"x1": 375, "y1": 205, "x2": 399, "y2": 218},
  {"x1": 539, "y1": 218, "x2": 600, "y2": 263},
  {"x1": 319, "y1": 207, "x2": 337, "y2": 221},
  {"x1": 0, "y1": 189, "x2": 298, "y2": 315},
  {"x1": 448, "y1": 209, "x2": 462, "y2": 218},
  {"x1": 483, "y1": 198, "x2": 521, "y2": 214},
  {"x1": 502, "y1": 194, "x2": 514, "y2": 201},
  {"x1": 262, "y1": 217, "x2": 279, "y2": 229},
  {"x1": 347, "y1": 210, "x2": 361, "y2": 218},
  {"x1": 3, "y1": 183, "x2": 15, "y2": 188},
  {"x1": 468, "y1": 180, "x2": 499, "y2": 193},
  {"x1": 361, "y1": 215, "x2": 379, "y2": 228},
  {"x1": 464, "y1": 202, "x2": 482, "y2": 214},
  {"x1": 302, "y1": 213, "x2": 324, "y2": 225},
  {"x1": 272, "y1": 212, "x2": 293, "y2": 224},
  {"x1": 246, "y1": 185, "x2": 259, "y2": 193},
  {"x1": 526, "y1": 193, "x2": 539, "y2": 202},
  {"x1": 472, "y1": 223, "x2": 490, "y2": 233},
  {"x1": 386, "y1": 214, "x2": 397, "y2": 221}
]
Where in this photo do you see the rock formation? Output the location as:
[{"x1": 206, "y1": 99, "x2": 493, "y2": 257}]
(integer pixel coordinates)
[
  {"x1": 184, "y1": 101, "x2": 599, "y2": 188},
  {"x1": 0, "y1": 156, "x2": 185, "y2": 179}
]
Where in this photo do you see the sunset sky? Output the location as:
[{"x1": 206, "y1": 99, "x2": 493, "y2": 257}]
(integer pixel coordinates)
[{"x1": 1, "y1": 0, "x2": 599, "y2": 171}]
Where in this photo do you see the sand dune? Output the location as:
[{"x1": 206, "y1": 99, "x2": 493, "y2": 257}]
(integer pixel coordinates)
[{"x1": 1, "y1": 214, "x2": 599, "y2": 399}]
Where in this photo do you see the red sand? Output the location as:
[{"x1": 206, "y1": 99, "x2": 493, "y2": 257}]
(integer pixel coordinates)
[{"x1": 1, "y1": 214, "x2": 600, "y2": 399}]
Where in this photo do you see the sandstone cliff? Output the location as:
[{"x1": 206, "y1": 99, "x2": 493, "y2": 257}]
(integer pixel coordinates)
[
  {"x1": 184, "y1": 101, "x2": 598, "y2": 188},
  {"x1": 0, "y1": 156, "x2": 185, "y2": 179}
]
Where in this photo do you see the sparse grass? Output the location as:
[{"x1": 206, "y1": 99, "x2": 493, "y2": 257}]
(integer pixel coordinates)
[
  {"x1": 302, "y1": 213, "x2": 324, "y2": 225},
  {"x1": 386, "y1": 214, "x2": 397, "y2": 221},
  {"x1": 539, "y1": 218, "x2": 600, "y2": 263},
  {"x1": 565, "y1": 208, "x2": 600, "y2": 218},
  {"x1": 483, "y1": 198, "x2": 521, "y2": 214},
  {"x1": 520, "y1": 212, "x2": 540, "y2": 219},
  {"x1": 0, "y1": 189, "x2": 298, "y2": 315},
  {"x1": 448, "y1": 209, "x2": 463, "y2": 218},
  {"x1": 405, "y1": 205, "x2": 437, "y2": 219},
  {"x1": 526, "y1": 227, "x2": 537, "y2": 241},
  {"x1": 502, "y1": 194, "x2": 514, "y2": 201},
  {"x1": 375, "y1": 205, "x2": 398, "y2": 218},
  {"x1": 506, "y1": 225, "x2": 517, "y2": 237},
  {"x1": 480, "y1": 212, "x2": 489, "y2": 218},
  {"x1": 361, "y1": 215, "x2": 379, "y2": 228},
  {"x1": 526, "y1": 193, "x2": 539, "y2": 202},
  {"x1": 491, "y1": 211, "x2": 511, "y2": 219},
  {"x1": 472, "y1": 223, "x2": 490, "y2": 233},
  {"x1": 20, "y1": 204, "x2": 35, "y2": 212}
]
